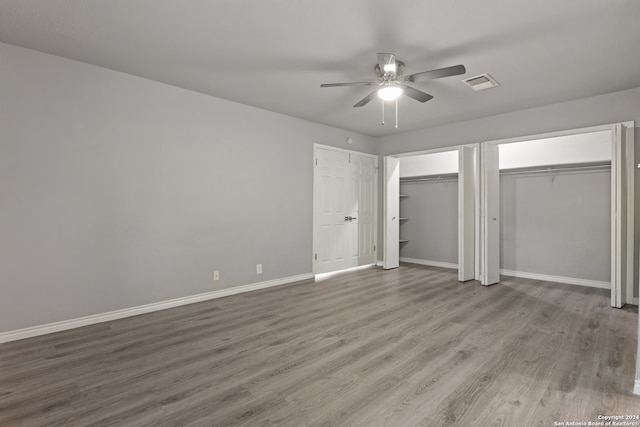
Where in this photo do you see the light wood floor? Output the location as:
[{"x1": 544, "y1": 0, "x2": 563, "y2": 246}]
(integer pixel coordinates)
[{"x1": 1, "y1": 264, "x2": 638, "y2": 426}]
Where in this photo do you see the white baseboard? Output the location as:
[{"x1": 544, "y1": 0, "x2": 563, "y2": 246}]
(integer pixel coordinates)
[
  {"x1": 400, "y1": 257, "x2": 458, "y2": 270},
  {"x1": 0, "y1": 273, "x2": 314, "y2": 344},
  {"x1": 634, "y1": 379, "x2": 640, "y2": 396},
  {"x1": 499, "y1": 269, "x2": 610, "y2": 290}
]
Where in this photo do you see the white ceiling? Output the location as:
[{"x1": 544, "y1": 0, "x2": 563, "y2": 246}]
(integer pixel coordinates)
[{"x1": 1, "y1": 0, "x2": 639, "y2": 137}]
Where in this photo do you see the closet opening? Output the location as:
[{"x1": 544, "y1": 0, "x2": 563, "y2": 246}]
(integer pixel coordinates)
[
  {"x1": 399, "y1": 153, "x2": 459, "y2": 270},
  {"x1": 383, "y1": 145, "x2": 478, "y2": 282},
  {"x1": 480, "y1": 122, "x2": 634, "y2": 308}
]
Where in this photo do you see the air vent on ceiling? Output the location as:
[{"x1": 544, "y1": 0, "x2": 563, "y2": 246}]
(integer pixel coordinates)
[{"x1": 462, "y1": 73, "x2": 500, "y2": 91}]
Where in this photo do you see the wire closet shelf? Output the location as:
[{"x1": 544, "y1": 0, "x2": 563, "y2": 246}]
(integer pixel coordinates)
[{"x1": 399, "y1": 161, "x2": 611, "y2": 184}]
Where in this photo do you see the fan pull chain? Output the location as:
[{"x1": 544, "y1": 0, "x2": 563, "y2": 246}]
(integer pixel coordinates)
[
  {"x1": 395, "y1": 99, "x2": 398, "y2": 129},
  {"x1": 380, "y1": 100, "x2": 399, "y2": 129}
]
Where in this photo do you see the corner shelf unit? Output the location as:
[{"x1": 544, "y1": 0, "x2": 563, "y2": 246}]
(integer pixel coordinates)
[{"x1": 399, "y1": 194, "x2": 408, "y2": 244}]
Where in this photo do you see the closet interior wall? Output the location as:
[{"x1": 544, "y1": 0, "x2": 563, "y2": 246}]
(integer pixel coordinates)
[
  {"x1": 399, "y1": 175, "x2": 459, "y2": 267},
  {"x1": 489, "y1": 128, "x2": 617, "y2": 288},
  {"x1": 499, "y1": 163, "x2": 611, "y2": 285}
]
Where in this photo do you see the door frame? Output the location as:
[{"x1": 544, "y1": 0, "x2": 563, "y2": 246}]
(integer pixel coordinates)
[
  {"x1": 480, "y1": 122, "x2": 634, "y2": 306},
  {"x1": 312, "y1": 143, "x2": 379, "y2": 275},
  {"x1": 382, "y1": 144, "x2": 480, "y2": 277}
]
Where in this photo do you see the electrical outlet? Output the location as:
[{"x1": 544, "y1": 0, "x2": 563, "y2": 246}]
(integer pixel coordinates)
[
  {"x1": 213, "y1": 270, "x2": 219, "y2": 281},
  {"x1": 256, "y1": 264, "x2": 262, "y2": 274}
]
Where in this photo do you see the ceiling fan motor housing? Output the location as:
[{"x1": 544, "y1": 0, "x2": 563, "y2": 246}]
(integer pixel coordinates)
[{"x1": 375, "y1": 61, "x2": 405, "y2": 82}]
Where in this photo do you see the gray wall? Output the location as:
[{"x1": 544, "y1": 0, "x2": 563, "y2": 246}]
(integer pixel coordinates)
[
  {"x1": 398, "y1": 180, "x2": 458, "y2": 264},
  {"x1": 378, "y1": 86, "x2": 640, "y2": 298},
  {"x1": 500, "y1": 169, "x2": 611, "y2": 281},
  {"x1": 0, "y1": 44, "x2": 376, "y2": 332},
  {"x1": 2, "y1": 40, "x2": 639, "y2": 335}
]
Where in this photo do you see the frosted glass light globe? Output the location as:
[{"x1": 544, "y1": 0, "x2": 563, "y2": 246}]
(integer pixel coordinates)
[{"x1": 378, "y1": 86, "x2": 403, "y2": 101}]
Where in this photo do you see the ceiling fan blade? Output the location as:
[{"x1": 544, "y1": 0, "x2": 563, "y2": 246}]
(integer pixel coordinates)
[
  {"x1": 320, "y1": 82, "x2": 377, "y2": 87},
  {"x1": 402, "y1": 85, "x2": 434, "y2": 103},
  {"x1": 406, "y1": 64, "x2": 466, "y2": 83},
  {"x1": 353, "y1": 90, "x2": 378, "y2": 108}
]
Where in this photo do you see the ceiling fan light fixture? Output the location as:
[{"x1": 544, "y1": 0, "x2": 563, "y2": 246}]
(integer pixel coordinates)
[{"x1": 378, "y1": 85, "x2": 403, "y2": 101}]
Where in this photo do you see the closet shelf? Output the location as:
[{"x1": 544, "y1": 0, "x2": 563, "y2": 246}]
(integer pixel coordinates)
[
  {"x1": 499, "y1": 162, "x2": 611, "y2": 176},
  {"x1": 400, "y1": 172, "x2": 459, "y2": 183}
]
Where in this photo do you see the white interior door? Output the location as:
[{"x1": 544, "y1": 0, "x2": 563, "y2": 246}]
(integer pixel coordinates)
[
  {"x1": 481, "y1": 143, "x2": 500, "y2": 285},
  {"x1": 611, "y1": 123, "x2": 623, "y2": 307},
  {"x1": 314, "y1": 146, "x2": 378, "y2": 274},
  {"x1": 350, "y1": 153, "x2": 378, "y2": 266},
  {"x1": 314, "y1": 148, "x2": 350, "y2": 274},
  {"x1": 458, "y1": 146, "x2": 476, "y2": 281},
  {"x1": 623, "y1": 124, "x2": 634, "y2": 305},
  {"x1": 611, "y1": 122, "x2": 635, "y2": 307},
  {"x1": 383, "y1": 156, "x2": 400, "y2": 269}
]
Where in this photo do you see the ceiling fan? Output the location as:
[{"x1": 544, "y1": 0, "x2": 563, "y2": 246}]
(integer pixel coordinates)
[{"x1": 320, "y1": 53, "x2": 466, "y2": 128}]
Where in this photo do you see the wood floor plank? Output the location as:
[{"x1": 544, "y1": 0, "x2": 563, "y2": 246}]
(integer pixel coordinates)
[{"x1": 1, "y1": 263, "x2": 638, "y2": 426}]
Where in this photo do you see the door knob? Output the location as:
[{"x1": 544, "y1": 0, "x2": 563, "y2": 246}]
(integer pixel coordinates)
[{"x1": 344, "y1": 216, "x2": 357, "y2": 221}]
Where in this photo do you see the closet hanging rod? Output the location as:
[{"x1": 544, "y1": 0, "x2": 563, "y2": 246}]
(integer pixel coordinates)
[
  {"x1": 499, "y1": 162, "x2": 611, "y2": 176},
  {"x1": 400, "y1": 173, "x2": 459, "y2": 183}
]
